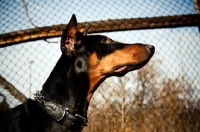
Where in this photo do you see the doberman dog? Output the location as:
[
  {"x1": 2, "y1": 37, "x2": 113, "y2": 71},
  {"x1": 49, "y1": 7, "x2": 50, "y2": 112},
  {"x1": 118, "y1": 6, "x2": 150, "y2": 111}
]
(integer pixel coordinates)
[{"x1": 0, "y1": 14, "x2": 154, "y2": 132}]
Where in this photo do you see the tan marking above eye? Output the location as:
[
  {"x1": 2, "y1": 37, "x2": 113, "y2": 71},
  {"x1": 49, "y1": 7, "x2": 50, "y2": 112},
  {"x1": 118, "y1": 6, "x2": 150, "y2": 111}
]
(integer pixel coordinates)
[{"x1": 89, "y1": 52, "x2": 99, "y2": 67}]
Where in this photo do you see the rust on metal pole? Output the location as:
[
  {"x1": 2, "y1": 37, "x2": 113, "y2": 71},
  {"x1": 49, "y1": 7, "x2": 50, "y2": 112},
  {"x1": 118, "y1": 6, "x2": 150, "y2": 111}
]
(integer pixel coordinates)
[{"x1": 0, "y1": 14, "x2": 200, "y2": 47}]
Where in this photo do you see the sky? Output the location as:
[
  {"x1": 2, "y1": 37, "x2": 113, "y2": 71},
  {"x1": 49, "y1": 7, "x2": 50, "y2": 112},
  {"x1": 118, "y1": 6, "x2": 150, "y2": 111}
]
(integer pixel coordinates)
[
  {"x1": 0, "y1": 0, "x2": 196, "y2": 34},
  {"x1": 0, "y1": 0, "x2": 199, "y2": 107}
]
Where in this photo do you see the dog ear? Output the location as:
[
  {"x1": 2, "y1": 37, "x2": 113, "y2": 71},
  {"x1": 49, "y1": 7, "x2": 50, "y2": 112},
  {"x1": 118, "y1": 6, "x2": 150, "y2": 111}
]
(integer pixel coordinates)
[
  {"x1": 61, "y1": 14, "x2": 79, "y2": 55},
  {"x1": 82, "y1": 24, "x2": 90, "y2": 36}
]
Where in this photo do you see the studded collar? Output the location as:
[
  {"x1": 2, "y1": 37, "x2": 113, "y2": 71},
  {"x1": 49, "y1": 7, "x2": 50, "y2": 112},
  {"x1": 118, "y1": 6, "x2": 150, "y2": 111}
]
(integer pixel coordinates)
[{"x1": 34, "y1": 90, "x2": 88, "y2": 132}]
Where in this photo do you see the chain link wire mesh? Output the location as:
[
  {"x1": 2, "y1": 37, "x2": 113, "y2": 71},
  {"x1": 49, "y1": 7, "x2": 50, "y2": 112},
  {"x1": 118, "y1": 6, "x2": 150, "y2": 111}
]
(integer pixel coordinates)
[{"x1": 0, "y1": 0, "x2": 200, "y2": 131}]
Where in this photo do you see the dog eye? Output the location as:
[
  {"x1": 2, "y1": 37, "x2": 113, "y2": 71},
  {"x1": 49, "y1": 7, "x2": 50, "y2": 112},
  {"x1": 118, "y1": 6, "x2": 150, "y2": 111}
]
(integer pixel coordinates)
[{"x1": 101, "y1": 37, "x2": 111, "y2": 44}]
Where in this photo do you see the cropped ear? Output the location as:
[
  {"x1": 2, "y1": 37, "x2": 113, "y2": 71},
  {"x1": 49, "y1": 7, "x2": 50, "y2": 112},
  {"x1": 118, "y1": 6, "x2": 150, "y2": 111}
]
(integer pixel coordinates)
[
  {"x1": 61, "y1": 14, "x2": 79, "y2": 55},
  {"x1": 82, "y1": 24, "x2": 90, "y2": 36}
]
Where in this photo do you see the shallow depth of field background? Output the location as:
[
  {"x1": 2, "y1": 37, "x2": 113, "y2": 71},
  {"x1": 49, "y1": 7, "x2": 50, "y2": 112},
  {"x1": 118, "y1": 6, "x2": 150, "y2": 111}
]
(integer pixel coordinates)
[{"x1": 0, "y1": 0, "x2": 200, "y2": 131}]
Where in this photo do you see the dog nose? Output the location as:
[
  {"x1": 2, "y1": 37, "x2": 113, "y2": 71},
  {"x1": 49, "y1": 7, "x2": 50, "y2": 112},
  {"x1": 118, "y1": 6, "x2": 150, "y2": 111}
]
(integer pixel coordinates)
[{"x1": 146, "y1": 45, "x2": 155, "y2": 52}]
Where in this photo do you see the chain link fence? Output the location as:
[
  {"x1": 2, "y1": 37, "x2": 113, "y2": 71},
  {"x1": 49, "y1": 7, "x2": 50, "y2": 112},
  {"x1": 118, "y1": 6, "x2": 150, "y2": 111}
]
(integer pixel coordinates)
[{"x1": 0, "y1": 0, "x2": 200, "y2": 131}]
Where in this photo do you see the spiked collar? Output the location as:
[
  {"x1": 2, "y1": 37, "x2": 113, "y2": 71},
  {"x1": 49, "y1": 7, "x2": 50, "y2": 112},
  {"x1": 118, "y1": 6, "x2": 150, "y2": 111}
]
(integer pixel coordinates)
[{"x1": 34, "y1": 90, "x2": 88, "y2": 132}]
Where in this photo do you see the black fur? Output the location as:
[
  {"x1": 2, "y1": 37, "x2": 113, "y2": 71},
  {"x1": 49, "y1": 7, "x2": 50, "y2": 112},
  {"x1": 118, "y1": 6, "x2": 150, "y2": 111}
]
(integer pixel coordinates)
[{"x1": 0, "y1": 14, "x2": 154, "y2": 132}]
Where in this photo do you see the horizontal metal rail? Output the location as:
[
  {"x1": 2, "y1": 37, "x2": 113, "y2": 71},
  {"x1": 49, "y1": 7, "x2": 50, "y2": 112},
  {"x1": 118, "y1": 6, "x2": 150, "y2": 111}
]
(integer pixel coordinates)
[{"x1": 0, "y1": 14, "x2": 199, "y2": 47}]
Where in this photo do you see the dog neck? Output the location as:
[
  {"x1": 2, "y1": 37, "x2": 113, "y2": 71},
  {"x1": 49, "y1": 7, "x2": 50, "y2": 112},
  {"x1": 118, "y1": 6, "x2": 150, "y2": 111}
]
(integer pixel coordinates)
[{"x1": 42, "y1": 54, "x2": 89, "y2": 118}]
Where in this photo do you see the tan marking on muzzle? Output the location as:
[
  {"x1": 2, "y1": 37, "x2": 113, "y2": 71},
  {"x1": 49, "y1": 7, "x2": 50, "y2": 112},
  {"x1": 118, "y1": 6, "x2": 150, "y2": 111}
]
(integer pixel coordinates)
[{"x1": 87, "y1": 44, "x2": 151, "y2": 101}]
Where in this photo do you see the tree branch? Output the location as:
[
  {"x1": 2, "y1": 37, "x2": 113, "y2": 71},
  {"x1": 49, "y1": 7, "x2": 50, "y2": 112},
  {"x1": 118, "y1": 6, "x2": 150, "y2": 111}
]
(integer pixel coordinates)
[
  {"x1": 0, "y1": 75, "x2": 27, "y2": 102},
  {"x1": 21, "y1": 0, "x2": 37, "y2": 27}
]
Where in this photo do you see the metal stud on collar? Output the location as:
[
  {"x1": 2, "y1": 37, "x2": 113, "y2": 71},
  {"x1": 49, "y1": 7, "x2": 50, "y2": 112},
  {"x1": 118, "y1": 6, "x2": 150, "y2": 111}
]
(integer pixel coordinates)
[{"x1": 34, "y1": 91, "x2": 45, "y2": 103}]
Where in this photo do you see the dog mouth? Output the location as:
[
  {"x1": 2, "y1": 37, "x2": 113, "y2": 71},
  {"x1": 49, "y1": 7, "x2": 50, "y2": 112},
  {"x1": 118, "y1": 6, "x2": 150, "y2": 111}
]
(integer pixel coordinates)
[
  {"x1": 112, "y1": 57, "x2": 152, "y2": 75},
  {"x1": 113, "y1": 63, "x2": 145, "y2": 73},
  {"x1": 113, "y1": 65, "x2": 129, "y2": 73}
]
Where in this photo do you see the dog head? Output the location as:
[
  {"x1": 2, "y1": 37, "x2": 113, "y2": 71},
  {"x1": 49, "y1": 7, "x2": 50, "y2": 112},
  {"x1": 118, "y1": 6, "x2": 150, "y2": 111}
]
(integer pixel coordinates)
[{"x1": 60, "y1": 14, "x2": 155, "y2": 101}]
